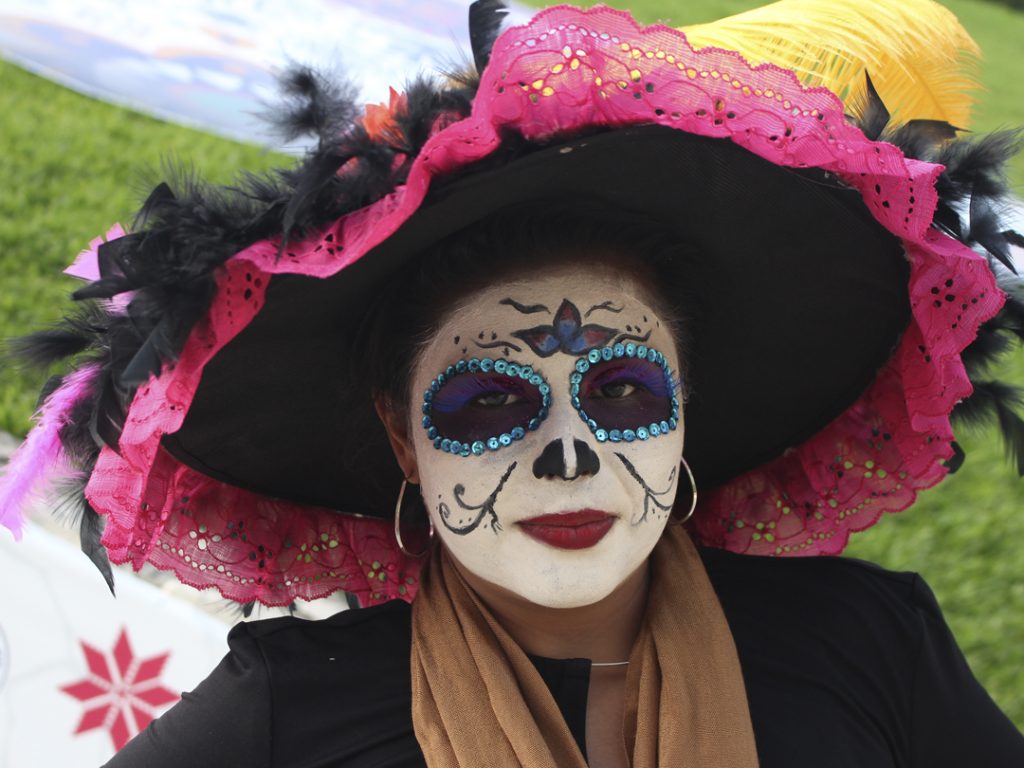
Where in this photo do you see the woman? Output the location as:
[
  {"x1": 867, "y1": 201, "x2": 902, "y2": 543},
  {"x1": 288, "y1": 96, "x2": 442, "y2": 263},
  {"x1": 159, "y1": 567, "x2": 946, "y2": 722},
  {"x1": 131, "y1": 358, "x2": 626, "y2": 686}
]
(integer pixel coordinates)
[{"x1": 2, "y1": 0, "x2": 1023, "y2": 765}]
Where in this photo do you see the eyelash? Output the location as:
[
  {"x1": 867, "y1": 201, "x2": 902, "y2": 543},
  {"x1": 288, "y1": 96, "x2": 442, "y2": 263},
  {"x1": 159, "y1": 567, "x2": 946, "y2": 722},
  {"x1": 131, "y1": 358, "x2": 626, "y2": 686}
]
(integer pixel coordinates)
[
  {"x1": 582, "y1": 359, "x2": 679, "y2": 398},
  {"x1": 431, "y1": 375, "x2": 532, "y2": 412}
]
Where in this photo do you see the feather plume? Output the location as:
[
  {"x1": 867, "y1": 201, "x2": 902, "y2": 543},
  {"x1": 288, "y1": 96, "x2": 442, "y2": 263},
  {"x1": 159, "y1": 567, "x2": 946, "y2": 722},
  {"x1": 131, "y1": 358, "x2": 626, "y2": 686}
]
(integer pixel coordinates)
[
  {"x1": 469, "y1": 1, "x2": 509, "y2": 75},
  {"x1": 0, "y1": 364, "x2": 101, "y2": 539},
  {"x1": 681, "y1": 0, "x2": 981, "y2": 127},
  {"x1": 263, "y1": 66, "x2": 360, "y2": 146},
  {"x1": 79, "y1": 502, "x2": 115, "y2": 595},
  {"x1": 953, "y1": 381, "x2": 1024, "y2": 475}
]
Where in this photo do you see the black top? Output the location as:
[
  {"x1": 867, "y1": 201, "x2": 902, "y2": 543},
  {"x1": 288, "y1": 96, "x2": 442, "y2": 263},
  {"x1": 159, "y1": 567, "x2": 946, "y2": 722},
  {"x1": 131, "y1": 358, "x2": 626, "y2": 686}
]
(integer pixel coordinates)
[{"x1": 105, "y1": 549, "x2": 1024, "y2": 767}]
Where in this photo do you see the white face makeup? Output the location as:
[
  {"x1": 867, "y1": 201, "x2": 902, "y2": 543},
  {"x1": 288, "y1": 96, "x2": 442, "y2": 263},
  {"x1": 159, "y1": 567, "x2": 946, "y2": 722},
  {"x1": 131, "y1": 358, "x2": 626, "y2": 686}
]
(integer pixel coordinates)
[{"x1": 408, "y1": 266, "x2": 686, "y2": 609}]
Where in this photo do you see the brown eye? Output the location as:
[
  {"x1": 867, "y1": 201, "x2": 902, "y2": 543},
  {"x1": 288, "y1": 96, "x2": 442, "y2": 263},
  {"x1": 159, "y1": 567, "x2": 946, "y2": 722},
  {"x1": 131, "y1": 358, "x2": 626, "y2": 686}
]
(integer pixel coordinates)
[
  {"x1": 473, "y1": 392, "x2": 524, "y2": 407},
  {"x1": 427, "y1": 365, "x2": 549, "y2": 448},
  {"x1": 596, "y1": 382, "x2": 637, "y2": 399},
  {"x1": 578, "y1": 355, "x2": 675, "y2": 433}
]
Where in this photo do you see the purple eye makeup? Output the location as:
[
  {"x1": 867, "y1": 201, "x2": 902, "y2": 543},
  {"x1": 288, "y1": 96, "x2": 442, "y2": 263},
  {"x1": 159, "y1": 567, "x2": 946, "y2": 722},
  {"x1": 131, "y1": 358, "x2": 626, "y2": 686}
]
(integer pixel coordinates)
[
  {"x1": 421, "y1": 344, "x2": 680, "y2": 455},
  {"x1": 421, "y1": 358, "x2": 551, "y2": 456},
  {"x1": 571, "y1": 343, "x2": 680, "y2": 443}
]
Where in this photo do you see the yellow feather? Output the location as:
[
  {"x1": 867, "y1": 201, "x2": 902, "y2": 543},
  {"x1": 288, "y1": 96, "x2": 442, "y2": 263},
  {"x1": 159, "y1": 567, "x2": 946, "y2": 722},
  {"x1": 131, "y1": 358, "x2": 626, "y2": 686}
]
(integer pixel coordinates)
[{"x1": 679, "y1": 0, "x2": 981, "y2": 128}]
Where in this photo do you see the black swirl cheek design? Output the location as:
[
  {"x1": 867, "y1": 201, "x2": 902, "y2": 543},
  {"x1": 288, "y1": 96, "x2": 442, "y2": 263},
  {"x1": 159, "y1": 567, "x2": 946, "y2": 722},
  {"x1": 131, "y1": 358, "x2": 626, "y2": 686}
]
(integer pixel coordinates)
[
  {"x1": 615, "y1": 453, "x2": 677, "y2": 525},
  {"x1": 438, "y1": 462, "x2": 518, "y2": 535}
]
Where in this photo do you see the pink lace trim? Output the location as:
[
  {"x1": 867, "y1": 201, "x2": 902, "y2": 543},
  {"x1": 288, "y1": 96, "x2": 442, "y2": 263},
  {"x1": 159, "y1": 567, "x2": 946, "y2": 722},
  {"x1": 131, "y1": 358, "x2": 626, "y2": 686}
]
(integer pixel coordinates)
[{"x1": 86, "y1": 6, "x2": 1003, "y2": 605}]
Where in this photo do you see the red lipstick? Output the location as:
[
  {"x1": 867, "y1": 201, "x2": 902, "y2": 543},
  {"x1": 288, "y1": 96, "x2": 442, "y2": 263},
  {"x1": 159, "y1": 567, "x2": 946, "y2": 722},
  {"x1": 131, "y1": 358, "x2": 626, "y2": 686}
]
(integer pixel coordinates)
[{"x1": 517, "y1": 510, "x2": 616, "y2": 550}]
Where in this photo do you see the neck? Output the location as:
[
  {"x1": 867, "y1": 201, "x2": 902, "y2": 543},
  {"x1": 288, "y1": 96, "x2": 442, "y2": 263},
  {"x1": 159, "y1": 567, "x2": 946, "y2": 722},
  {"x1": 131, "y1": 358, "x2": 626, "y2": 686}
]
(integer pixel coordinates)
[{"x1": 449, "y1": 551, "x2": 650, "y2": 663}]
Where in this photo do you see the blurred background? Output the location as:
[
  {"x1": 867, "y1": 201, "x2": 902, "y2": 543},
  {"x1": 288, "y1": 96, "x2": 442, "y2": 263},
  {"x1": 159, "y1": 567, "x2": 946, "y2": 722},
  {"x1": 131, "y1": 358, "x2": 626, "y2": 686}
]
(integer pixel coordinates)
[{"x1": 0, "y1": 0, "x2": 1022, "y2": 764}]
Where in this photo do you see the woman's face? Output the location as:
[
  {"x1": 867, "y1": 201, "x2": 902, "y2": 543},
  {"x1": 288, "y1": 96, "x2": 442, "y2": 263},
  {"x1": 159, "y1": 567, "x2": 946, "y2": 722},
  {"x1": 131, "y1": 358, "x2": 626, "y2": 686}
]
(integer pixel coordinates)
[{"x1": 403, "y1": 264, "x2": 686, "y2": 608}]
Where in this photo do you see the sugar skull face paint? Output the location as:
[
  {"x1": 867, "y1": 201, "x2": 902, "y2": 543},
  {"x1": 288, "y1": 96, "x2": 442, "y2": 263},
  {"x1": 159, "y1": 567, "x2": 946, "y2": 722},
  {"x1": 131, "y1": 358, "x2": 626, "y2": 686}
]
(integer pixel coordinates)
[{"x1": 407, "y1": 266, "x2": 686, "y2": 608}]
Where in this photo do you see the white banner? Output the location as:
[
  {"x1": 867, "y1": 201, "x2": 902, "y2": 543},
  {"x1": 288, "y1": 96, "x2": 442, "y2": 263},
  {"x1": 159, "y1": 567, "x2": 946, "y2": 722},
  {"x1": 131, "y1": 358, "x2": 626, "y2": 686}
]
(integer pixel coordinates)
[
  {"x1": 0, "y1": 0, "x2": 528, "y2": 147},
  {"x1": 0, "y1": 521, "x2": 232, "y2": 767}
]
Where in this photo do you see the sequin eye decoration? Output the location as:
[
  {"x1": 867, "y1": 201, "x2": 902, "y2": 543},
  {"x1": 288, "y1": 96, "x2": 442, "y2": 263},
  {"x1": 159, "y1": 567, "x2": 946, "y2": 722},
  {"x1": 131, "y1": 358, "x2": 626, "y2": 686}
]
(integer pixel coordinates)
[
  {"x1": 570, "y1": 344, "x2": 681, "y2": 443},
  {"x1": 421, "y1": 358, "x2": 551, "y2": 456}
]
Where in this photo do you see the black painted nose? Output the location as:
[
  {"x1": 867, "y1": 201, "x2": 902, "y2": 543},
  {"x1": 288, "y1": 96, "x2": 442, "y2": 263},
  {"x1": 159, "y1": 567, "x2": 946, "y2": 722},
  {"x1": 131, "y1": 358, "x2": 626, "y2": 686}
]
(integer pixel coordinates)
[{"x1": 532, "y1": 439, "x2": 601, "y2": 480}]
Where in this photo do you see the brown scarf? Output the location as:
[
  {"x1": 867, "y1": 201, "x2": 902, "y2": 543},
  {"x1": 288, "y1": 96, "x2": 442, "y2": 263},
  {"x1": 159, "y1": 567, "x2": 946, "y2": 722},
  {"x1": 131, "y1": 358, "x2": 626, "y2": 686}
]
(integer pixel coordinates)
[{"x1": 410, "y1": 526, "x2": 760, "y2": 766}]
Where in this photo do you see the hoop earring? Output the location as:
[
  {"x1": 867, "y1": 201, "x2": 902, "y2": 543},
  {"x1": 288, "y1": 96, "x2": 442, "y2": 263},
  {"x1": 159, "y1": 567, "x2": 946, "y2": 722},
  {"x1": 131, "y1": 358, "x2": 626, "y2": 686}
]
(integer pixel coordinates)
[
  {"x1": 673, "y1": 456, "x2": 698, "y2": 525},
  {"x1": 394, "y1": 479, "x2": 435, "y2": 558}
]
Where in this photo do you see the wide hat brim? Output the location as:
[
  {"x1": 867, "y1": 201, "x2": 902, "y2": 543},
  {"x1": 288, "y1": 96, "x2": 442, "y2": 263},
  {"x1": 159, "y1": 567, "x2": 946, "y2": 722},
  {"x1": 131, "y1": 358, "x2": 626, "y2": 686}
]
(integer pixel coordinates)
[{"x1": 164, "y1": 123, "x2": 908, "y2": 517}]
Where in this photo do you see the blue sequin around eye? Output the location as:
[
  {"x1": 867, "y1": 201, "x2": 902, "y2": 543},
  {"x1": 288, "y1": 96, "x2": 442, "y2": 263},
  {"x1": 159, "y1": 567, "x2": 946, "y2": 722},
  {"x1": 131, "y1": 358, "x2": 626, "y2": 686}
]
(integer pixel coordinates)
[
  {"x1": 422, "y1": 357, "x2": 550, "y2": 457},
  {"x1": 567, "y1": 343, "x2": 681, "y2": 443}
]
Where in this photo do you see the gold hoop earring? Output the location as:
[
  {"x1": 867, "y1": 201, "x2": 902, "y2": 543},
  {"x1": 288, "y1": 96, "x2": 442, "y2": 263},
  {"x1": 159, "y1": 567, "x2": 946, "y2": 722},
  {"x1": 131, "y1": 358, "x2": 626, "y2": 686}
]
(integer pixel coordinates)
[
  {"x1": 674, "y1": 456, "x2": 698, "y2": 525},
  {"x1": 394, "y1": 479, "x2": 435, "y2": 558}
]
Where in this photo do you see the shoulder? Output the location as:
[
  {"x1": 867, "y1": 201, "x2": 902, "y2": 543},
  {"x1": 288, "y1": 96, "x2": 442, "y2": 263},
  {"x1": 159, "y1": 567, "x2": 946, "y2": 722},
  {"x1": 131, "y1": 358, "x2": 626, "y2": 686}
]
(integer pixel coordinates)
[
  {"x1": 232, "y1": 600, "x2": 419, "y2": 767},
  {"x1": 698, "y1": 546, "x2": 927, "y2": 762},
  {"x1": 698, "y1": 545, "x2": 935, "y2": 673},
  {"x1": 236, "y1": 597, "x2": 413, "y2": 653},
  {"x1": 698, "y1": 545, "x2": 926, "y2": 635},
  {"x1": 232, "y1": 598, "x2": 413, "y2": 696}
]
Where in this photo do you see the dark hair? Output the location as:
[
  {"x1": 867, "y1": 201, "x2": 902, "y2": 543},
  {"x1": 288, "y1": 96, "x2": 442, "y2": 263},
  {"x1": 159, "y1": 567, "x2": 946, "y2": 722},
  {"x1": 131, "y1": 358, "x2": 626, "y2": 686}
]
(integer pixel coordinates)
[{"x1": 348, "y1": 199, "x2": 702, "y2": 430}]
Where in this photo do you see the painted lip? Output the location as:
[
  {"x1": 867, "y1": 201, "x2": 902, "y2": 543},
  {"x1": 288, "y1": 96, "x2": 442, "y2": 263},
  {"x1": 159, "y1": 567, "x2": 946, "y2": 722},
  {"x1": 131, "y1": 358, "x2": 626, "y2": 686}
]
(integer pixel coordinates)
[{"x1": 517, "y1": 509, "x2": 617, "y2": 550}]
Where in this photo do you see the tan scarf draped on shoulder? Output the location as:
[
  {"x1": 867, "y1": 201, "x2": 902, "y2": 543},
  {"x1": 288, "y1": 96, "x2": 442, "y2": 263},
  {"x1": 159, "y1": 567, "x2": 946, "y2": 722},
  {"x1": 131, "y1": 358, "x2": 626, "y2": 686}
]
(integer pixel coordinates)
[{"x1": 410, "y1": 526, "x2": 760, "y2": 767}]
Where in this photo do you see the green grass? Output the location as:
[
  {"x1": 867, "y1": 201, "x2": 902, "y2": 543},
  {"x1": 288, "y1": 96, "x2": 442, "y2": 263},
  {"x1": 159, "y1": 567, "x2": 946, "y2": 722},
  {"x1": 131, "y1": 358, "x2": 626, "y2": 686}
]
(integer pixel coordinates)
[
  {"x1": 0, "y1": 62, "x2": 286, "y2": 436},
  {"x1": 0, "y1": 0, "x2": 1022, "y2": 731}
]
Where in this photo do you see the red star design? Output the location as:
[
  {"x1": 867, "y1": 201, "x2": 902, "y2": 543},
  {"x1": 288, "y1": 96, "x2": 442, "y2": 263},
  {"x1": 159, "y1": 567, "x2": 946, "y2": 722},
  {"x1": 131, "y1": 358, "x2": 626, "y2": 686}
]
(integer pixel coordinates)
[{"x1": 60, "y1": 627, "x2": 179, "y2": 750}]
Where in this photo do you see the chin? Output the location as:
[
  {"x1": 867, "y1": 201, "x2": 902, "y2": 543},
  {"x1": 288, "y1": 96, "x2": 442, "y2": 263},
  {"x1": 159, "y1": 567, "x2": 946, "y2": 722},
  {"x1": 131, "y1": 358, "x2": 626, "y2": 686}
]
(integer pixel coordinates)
[
  {"x1": 503, "y1": 568, "x2": 624, "y2": 609},
  {"x1": 520, "y1": 589, "x2": 615, "y2": 610}
]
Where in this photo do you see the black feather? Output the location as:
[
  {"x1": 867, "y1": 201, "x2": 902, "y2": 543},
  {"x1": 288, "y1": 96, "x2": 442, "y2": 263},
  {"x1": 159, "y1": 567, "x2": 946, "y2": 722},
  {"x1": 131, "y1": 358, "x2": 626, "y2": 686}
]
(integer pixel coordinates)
[
  {"x1": 953, "y1": 380, "x2": 1024, "y2": 475},
  {"x1": 969, "y1": 189, "x2": 1017, "y2": 274},
  {"x1": 7, "y1": 329, "x2": 92, "y2": 368},
  {"x1": 469, "y1": 1, "x2": 509, "y2": 75},
  {"x1": 934, "y1": 130, "x2": 1022, "y2": 204},
  {"x1": 88, "y1": 372, "x2": 128, "y2": 452},
  {"x1": 48, "y1": 477, "x2": 116, "y2": 594},
  {"x1": 80, "y1": 502, "x2": 115, "y2": 595},
  {"x1": 881, "y1": 101, "x2": 1024, "y2": 476},
  {"x1": 264, "y1": 66, "x2": 360, "y2": 147},
  {"x1": 944, "y1": 440, "x2": 966, "y2": 473},
  {"x1": 931, "y1": 202, "x2": 964, "y2": 241},
  {"x1": 849, "y1": 74, "x2": 890, "y2": 141},
  {"x1": 885, "y1": 119, "x2": 960, "y2": 163},
  {"x1": 961, "y1": 320, "x2": 1013, "y2": 375},
  {"x1": 35, "y1": 375, "x2": 65, "y2": 410}
]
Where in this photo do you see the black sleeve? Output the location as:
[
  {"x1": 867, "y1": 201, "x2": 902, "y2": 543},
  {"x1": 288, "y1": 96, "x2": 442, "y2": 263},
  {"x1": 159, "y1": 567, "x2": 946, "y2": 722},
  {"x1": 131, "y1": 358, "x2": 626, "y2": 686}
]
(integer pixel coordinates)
[
  {"x1": 909, "y1": 574, "x2": 1024, "y2": 766},
  {"x1": 102, "y1": 622, "x2": 271, "y2": 768}
]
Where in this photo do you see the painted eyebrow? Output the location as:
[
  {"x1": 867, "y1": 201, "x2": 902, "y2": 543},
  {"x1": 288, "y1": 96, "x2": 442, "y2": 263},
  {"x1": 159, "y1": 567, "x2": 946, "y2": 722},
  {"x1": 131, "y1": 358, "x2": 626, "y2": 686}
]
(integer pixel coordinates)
[
  {"x1": 499, "y1": 297, "x2": 549, "y2": 314},
  {"x1": 475, "y1": 339, "x2": 524, "y2": 351},
  {"x1": 584, "y1": 301, "x2": 623, "y2": 317}
]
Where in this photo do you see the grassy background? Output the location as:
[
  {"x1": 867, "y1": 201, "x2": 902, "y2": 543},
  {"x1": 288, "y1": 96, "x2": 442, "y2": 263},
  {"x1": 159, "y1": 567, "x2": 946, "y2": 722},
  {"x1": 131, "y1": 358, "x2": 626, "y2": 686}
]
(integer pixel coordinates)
[{"x1": 0, "y1": 0, "x2": 1022, "y2": 728}]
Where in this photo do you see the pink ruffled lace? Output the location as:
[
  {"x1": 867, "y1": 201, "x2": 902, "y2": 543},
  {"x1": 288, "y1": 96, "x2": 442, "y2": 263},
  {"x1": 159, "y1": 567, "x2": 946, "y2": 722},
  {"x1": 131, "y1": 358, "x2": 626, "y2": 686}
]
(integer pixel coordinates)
[{"x1": 85, "y1": 6, "x2": 1002, "y2": 606}]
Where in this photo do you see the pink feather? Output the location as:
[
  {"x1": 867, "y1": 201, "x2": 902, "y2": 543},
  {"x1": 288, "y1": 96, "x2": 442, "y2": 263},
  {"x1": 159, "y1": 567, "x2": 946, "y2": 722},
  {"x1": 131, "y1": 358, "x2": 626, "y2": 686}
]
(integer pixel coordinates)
[
  {"x1": 0, "y1": 364, "x2": 101, "y2": 539},
  {"x1": 64, "y1": 224, "x2": 131, "y2": 312}
]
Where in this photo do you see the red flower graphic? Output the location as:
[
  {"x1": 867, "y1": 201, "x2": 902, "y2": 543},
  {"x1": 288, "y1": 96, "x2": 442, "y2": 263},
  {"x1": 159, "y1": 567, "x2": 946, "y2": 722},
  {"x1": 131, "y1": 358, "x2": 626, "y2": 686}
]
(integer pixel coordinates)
[{"x1": 60, "y1": 628, "x2": 179, "y2": 750}]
